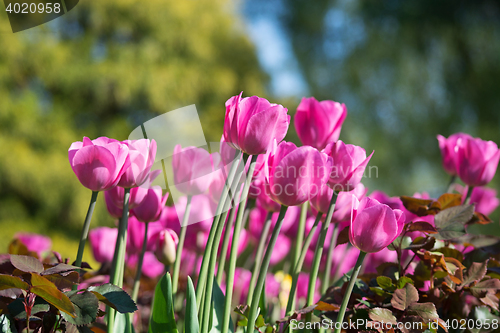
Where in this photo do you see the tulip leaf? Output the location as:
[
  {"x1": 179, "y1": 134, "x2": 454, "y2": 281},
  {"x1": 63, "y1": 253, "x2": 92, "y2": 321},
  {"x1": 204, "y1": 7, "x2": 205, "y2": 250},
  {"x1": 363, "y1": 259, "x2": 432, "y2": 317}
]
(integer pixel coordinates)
[
  {"x1": 61, "y1": 290, "x2": 99, "y2": 326},
  {"x1": 369, "y1": 308, "x2": 397, "y2": 324},
  {"x1": 185, "y1": 277, "x2": 199, "y2": 333},
  {"x1": 30, "y1": 273, "x2": 75, "y2": 317},
  {"x1": 0, "y1": 274, "x2": 29, "y2": 291},
  {"x1": 407, "y1": 302, "x2": 439, "y2": 322},
  {"x1": 391, "y1": 283, "x2": 418, "y2": 311},
  {"x1": 9, "y1": 255, "x2": 44, "y2": 274},
  {"x1": 88, "y1": 283, "x2": 137, "y2": 314},
  {"x1": 210, "y1": 277, "x2": 234, "y2": 333},
  {"x1": 148, "y1": 273, "x2": 178, "y2": 333}
]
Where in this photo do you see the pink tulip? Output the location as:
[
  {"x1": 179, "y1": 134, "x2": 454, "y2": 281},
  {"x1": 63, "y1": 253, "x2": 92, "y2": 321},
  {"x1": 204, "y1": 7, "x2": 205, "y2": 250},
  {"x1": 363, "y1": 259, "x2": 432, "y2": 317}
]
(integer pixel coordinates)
[
  {"x1": 264, "y1": 141, "x2": 332, "y2": 207},
  {"x1": 131, "y1": 187, "x2": 168, "y2": 223},
  {"x1": 89, "y1": 227, "x2": 118, "y2": 264},
  {"x1": 455, "y1": 136, "x2": 500, "y2": 187},
  {"x1": 294, "y1": 97, "x2": 347, "y2": 150},
  {"x1": 219, "y1": 228, "x2": 249, "y2": 258},
  {"x1": 265, "y1": 274, "x2": 281, "y2": 299},
  {"x1": 437, "y1": 133, "x2": 472, "y2": 175},
  {"x1": 330, "y1": 244, "x2": 359, "y2": 277},
  {"x1": 323, "y1": 140, "x2": 374, "y2": 191},
  {"x1": 117, "y1": 139, "x2": 157, "y2": 188},
  {"x1": 127, "y1": 252, "x2": 165, "y2": 278},
  {"x1": 68, "y1": 137, "x2": 130, "y2": 191},
  {"x1": 363, "y1": 247, "x2": 398, "y2": 273},
  {"x1": 105, "y1": 191, "x2": 124, "y2": 219},
  {"x1": 249, "y1": 202, "x2": 301, "y2": 241},
  {"x1": 349, "y1": 197, "x2": 405, "y2": 253},
  {"x1": 126, "y1": 216, "x2": 164, "y2": 255},
  {"x1": 172, "y1": 145, "x2": 219, "y2": 196},
  {"x1": 310, "y1": 183, "x2": 367, "y2": 222},
  {"x1": 254, "y1": 177, "x2": 281, "y2": 212},
  {"x1": 147, "y1": 229, "x2": 179, "y2": 267},
  {"x1": 296, "y1": 273, "x2": 321, "y2": 302},
  {"x1": 16, "y1": 233, "x2": 52, "y2": 257},
  {"x1": 224, "y1": 92, "x2": 290, "y2": 155},
  {"x1": 269, "y1": 234, "x2": 291, "y2": 265},
  {"x1": 456, "y1": 185, "x2": 499, "y2": 216}
]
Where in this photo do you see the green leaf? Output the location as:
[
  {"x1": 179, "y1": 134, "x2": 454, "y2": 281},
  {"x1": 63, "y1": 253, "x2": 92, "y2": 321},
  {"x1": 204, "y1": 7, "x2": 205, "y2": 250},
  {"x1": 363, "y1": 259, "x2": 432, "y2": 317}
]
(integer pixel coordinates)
[
  {"x1": 255, "y1": 315, "x2": 265, "y2": 328},
  {"x1": 9, "y1": 255, "x2": 44, "y2": 274},
  {"x1": 376, "y1": 276, "x2": 395, "y2": 291},
  {"x1": 408, "y1": 302, "x2": 438, "y2": 322},
  {"x1": 113, "y1": 313, "x2": 128, "y2": 333},
  {"x1": 388, "y1": 236, "x2": 412, "y2": 251},
  {"x1": 397, "y1": 276, "x2": 414, "y2": 289},
  {"x1": 468, "y1": 306, "x2": 500, "y2": 333},
  {"x1": 88, "y1": 283, "x2": 137, "y2": 314},
  {"x1": 0, "y1": 274, "x2": 29, "y2": 291},
  {"x1": 185, "y1": 277, "x2": 199, "y2": 333},
  {"x1": 30, "y1": 273, "x2": 75, "y2": 317},
  {"x1": 210, "y1": 277, "x2": 234, "y2": 333},
  {"x1": 391, "y1": 283, "x2": 419, "y2": 311},
  {"x1": 0, "y1": 314, "x2": 17, "y2": 333},
  {"x1": 61, "y1": 290, "x2": 99, "y2": 326},
  {"x1": 462, "y1": 261, "x2": 488, "y2": 287},
  {"x1": 148, "y1": 273, "x2": 178, "y2": 333},
  {"x1": 368, "y1": 308, "x2": 397, "y2": 324}
]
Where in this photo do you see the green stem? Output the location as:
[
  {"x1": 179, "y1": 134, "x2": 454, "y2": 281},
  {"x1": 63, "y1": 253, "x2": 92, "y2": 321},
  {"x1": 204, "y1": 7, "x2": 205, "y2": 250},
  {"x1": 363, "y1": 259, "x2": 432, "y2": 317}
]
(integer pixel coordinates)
[
  {"x1": 333, "y1": 251, "x2": 367, "y2": 333},
  {"x1": 218, "y1": 155, "x2": 258, "y2": 333},
  {"x1": 131, "y1": 222, "x2": 149, "y2": 302},
  {"x1": 305, "y1": 192, "x2": 338, "y2": 324},
  {"x1": 247, "y1": 211, "x2": 273, "y2": 306},
  {"x1": 74, "y1": 191, "x2": 99, "y2": 269},
  {"x1": 465, "y1": 186, "x2": 474, "y2": 205},
  {"x1": 107, "y1": 187, "x2": 131, "y2": 333},
  {"x1": 172, "y1": 195, "x2": 192, "y2": 294},
  {"x1": 246, "y1": 205, "x2": 288, "y2": 333},
  {"x1": 446, "y1": 174, "x2": 457, "y2": 193},
  {"x1": 285, "y1": 212, "x2": 322, "y2": 315},
  {"x1": 216, "y1": 204, "x2": 237, "y2": 284},
  {"x1": 322, "y1": 224, "x2": 339, "y2": 294},
  {"x1": 293, "y1": 202, "x2": 308, "y2": 267},
  {"x1": 196, "y1": 151, "x2": 242, "y2": 309}
]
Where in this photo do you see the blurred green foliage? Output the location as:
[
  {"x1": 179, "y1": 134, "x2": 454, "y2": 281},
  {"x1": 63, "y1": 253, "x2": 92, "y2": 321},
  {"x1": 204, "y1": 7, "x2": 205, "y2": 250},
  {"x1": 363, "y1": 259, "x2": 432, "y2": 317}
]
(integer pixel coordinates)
[{"x1": 0, "y1": 0, "x2": 267, "y2": 256}]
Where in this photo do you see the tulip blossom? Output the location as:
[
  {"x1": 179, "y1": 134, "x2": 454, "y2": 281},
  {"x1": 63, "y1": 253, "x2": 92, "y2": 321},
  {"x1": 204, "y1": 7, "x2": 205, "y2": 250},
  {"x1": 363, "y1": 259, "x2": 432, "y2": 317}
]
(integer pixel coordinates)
[
  {"x1": 152, "y1": 229, "x2": 179, "y2": 266},
  {"x1": 264, "y1": 140, "x2": 332, "y2": 207},
  {"x1": 126, "y1": 216, "x2": 163, "y2": 255},
  {"x1": 68, "y1": 137, "x2": 130, "y2": 191},
  {"x1": 294, "y1": 97, "x2": 347, "y2": 150},
  {"x1": 89, "y1": 227, "x2": 118, "y2": 264},
  {"x1": 131, "y1": 187, "x2": 168, "y2": 223},
  {"x1": 172, "y1": 145, "x2": 219, "y2": 196},
  {"x1": 117, "y1": 139, "x2": 157, "y2": 188},
  {"x1": 455, "y1": 136, "x2": 500, "y2": 187},
  {"x1": 310, "y1": 183, "x2": 367, "y2": 222},
  {"x1": 254, "y1": 176, "x2": 281, "y2": 212},
  {"x1": 456, "y1": 185, "x2": 500, "y2": 216},
  {"x1": 224, "y1": 92, "x2": 290, "y2": 155},
  {"x1": 437, "y1": 133, "x2": 471, "y2": 175},
  {"x1": 323, "y1": 140, "x2": 374, "y2": 191},
  {"x1": 16, "y1": 233, "x2": 52, "y2": 258},
  {"x1": 349, "y1": 197, "x2": 405, "y2": 253}
]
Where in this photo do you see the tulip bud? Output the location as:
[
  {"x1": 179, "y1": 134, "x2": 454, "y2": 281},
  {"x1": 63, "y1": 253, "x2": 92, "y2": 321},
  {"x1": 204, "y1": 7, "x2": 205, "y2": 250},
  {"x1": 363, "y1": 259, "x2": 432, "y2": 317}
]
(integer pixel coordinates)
[
  {"x1": 155, "y1": 229, "x2": 179, "y2": 266},
  {"x1": 117, "y1": 139, "x2": 157, "y2": 188},
  {"x1": 294, "y1": 97, "x2": 347, "y2": 150},
  {"x1": 437, "y1": 133, "x2": 471, "y2": 175},
  {"x1": 455, "y1": 136, "x2": 500, "y2": 187}
]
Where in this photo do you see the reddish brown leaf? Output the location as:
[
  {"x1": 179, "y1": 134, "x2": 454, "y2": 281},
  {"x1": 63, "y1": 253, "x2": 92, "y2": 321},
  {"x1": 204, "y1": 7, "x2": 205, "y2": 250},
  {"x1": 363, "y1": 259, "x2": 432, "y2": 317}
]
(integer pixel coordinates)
[
  {"x1": 30, "y1": 273, "x2": 75, "y2": 317},
  {"x1": 336, "y1": 226, "x2": 350, "y2": 247},
  {"x1": 436, "y1": 193, "x2": 463, "y2": 210},
  {"x1": 391, "y1": 283, "x2": 419, "y2": 311},
  {"x1": 408, "y1": 222, "x2": 438, "y2": 234},
  {"x1": 315, "y1": 301, "x2": 339, "y2": 312},
  {"x1": 401, "y1": 196, "x2": 437, "y2": 217},
  {"x1": 0, "y1": 274, "x2": 29, "y2": 291}
]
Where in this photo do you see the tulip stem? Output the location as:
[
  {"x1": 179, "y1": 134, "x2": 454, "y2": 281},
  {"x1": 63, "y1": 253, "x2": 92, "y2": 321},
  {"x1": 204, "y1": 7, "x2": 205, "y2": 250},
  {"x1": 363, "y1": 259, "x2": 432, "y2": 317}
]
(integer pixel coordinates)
[
  {"x1": 322, "y1": 224, "x2": 339, "y2": 294},
  {"x1": 131, "y1": 222, "x2": 149, "y2": 302},
  {"x1": 247, "y1": 211, "x2": 273, "y2": 305},
  {"x1": 219, "y1": 155, "x2": 258, "y2": 333},
  {"x1": 172, "y1": 195, "x2": 192, "y2": 294},
  {"x1": 446, "y1": 175, "x2": 457, "y2": 193},
  {"x1": 196, "y1": 151, "x2": 242, "y2": 309},
  {"x1": 465, "y1": 186, "x2": 474, "y2": 205},
  {"x1": 216, "y1": 204, "x2": 237, "y2": 284},
  {"x1": 293, "y1": 202, "x2": 308, "y2": 267},
  {"x1": 285, "y1": 212, "x2": 322, "y2": 316},
  {"x1": 74, "y1": 191, "x2": 99, "y2": 272},
  {"x1": 246, "y1": 205, "x2": 288, "y2": 333},
  {"x1": 107, "y1": 187, "x2": 131, "y2": 333},
  {"x1": 334, "y1": 251, "x2": 367, "y2": 333}
]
